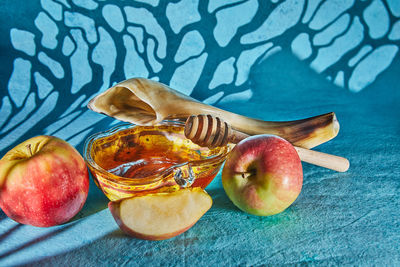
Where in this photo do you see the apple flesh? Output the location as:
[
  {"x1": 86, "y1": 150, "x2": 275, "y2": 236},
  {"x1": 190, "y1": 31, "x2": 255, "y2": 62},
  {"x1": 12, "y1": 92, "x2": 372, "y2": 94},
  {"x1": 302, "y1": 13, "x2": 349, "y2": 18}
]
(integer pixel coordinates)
[
  {"x1": 109, "y1": 187, "x2": 212, "y2": 240},
  {"x1": 222, "y1": 134, "x2": 303, "y2": 216},
  {"x1": 0, "y1": 136, "x2": 89, "y2": 227}
]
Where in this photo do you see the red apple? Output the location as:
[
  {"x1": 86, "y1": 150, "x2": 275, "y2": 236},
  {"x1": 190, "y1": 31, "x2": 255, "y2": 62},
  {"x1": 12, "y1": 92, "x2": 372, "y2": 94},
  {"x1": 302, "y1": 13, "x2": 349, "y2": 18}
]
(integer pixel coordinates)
[
  {"x1": 0, "y1": 136, "x2": 89, "y2": 227},
  {"x1": 109, "y1": 187, "x2": 212, "y2": 240},
  {"x1": 222, "y1": 134, "x2": 302, "y2": 216}
]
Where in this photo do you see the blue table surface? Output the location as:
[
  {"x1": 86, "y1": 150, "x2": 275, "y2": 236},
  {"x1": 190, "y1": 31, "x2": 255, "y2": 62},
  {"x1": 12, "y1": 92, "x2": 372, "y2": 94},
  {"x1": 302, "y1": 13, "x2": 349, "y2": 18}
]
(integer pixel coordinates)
[{"x1": 1, "y1": 0, "x2": 399, "y2": 266}]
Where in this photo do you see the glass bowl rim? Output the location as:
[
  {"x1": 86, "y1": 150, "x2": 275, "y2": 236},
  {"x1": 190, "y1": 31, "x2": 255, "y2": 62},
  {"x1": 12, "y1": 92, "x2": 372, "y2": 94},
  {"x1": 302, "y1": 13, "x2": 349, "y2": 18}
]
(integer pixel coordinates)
[{"x1": 83, "y1": 120, "x2": 231, "y2": 185}]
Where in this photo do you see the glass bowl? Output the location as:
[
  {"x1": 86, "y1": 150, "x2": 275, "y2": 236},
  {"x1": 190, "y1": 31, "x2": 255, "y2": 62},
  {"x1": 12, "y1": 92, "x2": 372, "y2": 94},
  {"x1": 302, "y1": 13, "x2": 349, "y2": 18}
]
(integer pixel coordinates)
[{"x1": 84, "y1": 121, "x2": 231, "y2": 201}]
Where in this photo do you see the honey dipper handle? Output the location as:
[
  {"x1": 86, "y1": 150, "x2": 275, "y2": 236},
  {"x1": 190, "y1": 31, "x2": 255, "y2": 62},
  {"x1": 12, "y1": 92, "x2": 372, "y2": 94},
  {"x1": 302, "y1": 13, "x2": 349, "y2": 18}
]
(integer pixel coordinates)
[
  {"x1": 228, "y1": 129, "x2": 349, "y2": 172},
  {"x1": 184, "y1": 114, "x2": 349, "y2": 172},
  {"x1": 294, "y1": 146, "x2": 350, "y2": 172}
]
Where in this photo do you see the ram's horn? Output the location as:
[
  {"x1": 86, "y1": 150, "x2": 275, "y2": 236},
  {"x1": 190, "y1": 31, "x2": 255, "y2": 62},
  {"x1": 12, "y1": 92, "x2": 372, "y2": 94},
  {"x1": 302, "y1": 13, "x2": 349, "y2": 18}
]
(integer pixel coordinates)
[{"x1": 88, "y1": 78, "x2": 339, "y2": 148}]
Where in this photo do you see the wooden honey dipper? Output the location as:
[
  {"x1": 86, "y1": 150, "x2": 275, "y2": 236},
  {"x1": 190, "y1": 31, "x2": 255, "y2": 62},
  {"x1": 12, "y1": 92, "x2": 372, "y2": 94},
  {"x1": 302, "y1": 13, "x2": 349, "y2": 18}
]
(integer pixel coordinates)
[{"x1": 184, "y1": 114, "x2": 350, "y2": 172}]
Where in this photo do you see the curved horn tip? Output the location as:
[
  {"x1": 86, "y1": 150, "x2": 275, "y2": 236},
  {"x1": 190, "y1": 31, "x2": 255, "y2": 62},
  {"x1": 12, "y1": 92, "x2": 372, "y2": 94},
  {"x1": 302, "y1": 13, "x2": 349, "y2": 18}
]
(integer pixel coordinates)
[{"x1": 331, "y1": 112, "x2": 340, "y2": 136}]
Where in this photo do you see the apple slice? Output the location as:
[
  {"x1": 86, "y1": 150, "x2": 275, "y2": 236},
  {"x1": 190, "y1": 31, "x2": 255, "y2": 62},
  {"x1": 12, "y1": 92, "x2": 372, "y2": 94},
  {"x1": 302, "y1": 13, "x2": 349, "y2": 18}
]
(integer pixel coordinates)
[{"x1": 108, "y1": 188, "x2": 212, "y2": 240}]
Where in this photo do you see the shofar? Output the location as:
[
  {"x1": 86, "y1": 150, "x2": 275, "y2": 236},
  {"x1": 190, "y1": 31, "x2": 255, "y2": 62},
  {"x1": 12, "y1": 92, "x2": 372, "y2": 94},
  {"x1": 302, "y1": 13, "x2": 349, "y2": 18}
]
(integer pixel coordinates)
[{"x1": 87, "y1": 78, "x2": 339, "y2": 149}]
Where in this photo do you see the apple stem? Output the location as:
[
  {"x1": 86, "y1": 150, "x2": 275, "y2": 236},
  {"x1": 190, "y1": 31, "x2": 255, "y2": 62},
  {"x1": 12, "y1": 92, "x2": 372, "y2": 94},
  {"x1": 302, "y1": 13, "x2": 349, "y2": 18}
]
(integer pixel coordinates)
[
  {"x1": 240, "y1": 171, "x2": 255, "y2": 179},
  {"x1": 26, "y1": 144, "x2": 33, "y2": 156}
]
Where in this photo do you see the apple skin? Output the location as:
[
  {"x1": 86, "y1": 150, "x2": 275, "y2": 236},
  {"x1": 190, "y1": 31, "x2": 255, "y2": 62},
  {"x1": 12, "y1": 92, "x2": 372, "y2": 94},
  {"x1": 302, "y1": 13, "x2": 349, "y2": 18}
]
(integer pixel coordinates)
[
  {"x1": 222, "y1": 134, "x2": 303, "y2": 216},
  {"x1": 109, "y1": 201, "x2": 196, "y2": 241},
  {"x1": 0, "y1": 136, "x2": 89, "y2": 227}
]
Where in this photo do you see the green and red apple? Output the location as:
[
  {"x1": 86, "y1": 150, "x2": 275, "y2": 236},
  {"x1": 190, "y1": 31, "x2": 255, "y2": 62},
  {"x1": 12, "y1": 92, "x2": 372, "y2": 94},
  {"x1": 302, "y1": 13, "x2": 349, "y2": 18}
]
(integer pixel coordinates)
[
  {"x1": 109, "y1": 187, "x2": 212, "y2": 240},
  {"x1": 222, "y1": 134, "x2": 303, "y2": 216},
  {"x1": 0, "y1": 135, "x2": 89, "y2": 227}
]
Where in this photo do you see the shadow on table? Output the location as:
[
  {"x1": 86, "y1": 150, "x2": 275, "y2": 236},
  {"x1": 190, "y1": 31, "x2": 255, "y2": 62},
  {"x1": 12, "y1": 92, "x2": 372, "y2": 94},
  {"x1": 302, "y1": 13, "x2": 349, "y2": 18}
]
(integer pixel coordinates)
[
  {"x1": 69, "y1": 176, "x2": 109, "y2": 223},
  {"x1": 23, "y1": 227, "x2": 190, "y2": 266},
  {"x1": 0, "y1": 224, "x2": 22, "y2": 244},
  {"x1": 0, "y1": 222, "x2": 78, "y2": 261},
  {"x1": 206, "y1": 188, "x2": 238, "y2": 213},
  {"x1": 23, "y1": 201, "x2": 306, "y2": 267},
  {"x1": 0, "y1": 209, "x2": 6, "y2": 221}
]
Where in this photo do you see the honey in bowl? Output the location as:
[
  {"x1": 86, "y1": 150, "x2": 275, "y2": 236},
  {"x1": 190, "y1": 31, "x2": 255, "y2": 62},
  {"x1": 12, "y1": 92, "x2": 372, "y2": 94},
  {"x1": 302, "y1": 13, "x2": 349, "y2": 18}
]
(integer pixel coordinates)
[{"x1": 84, "y1": 121, "x2": 231, "y2": 201}]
